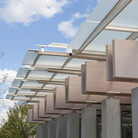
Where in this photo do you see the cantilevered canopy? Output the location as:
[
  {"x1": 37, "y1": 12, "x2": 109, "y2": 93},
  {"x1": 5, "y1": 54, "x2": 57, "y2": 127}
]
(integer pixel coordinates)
[
  {"x1": 8, "y1": 47, "x2": 100, "y2": 101},
  {"x1": 6, "y1": 0, "x2": 138, "y2": 111}
]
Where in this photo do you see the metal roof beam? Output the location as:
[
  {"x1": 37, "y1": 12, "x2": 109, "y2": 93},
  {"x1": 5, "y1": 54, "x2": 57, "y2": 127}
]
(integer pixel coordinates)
[
  {"x1": 77, "y1": 0, "x2": 132, "y2": 53},
  {"x1": 72, "y1": 49, "x2": 106, "y2": 56},
  {"x1": 36, "y1": 43, "x2": 68, "y2": 49},
  {"x1": 72, "y1": 54, "x2": 106, "y2": 61},
  {"x1": 30, "y1": 88, "x2": 54, "y2": 92},
  {"x1": 21, "y1": 79, "x2": 65, "y2": 84},
  {"x1": 126, "y1": 33, "x2": 138, "y2": 40},
  {"x1": 28, "y1": 50, "x2": 71, "y2": 57},
  {"x1": 47, "y1": 68, "x2": 81, "y2": 75},
  {"x1": 105, "y1": 25, "x2": 138, "y2": 33},
  {"x1": 26, "y1": 96, "x2": 45, "y2": 98}
]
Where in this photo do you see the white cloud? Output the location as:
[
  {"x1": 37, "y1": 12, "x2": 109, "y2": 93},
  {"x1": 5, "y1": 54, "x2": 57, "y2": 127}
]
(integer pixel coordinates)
[
  {"x1": 72, "y1": 12, "x2": 88, "y2": 19},
  {"x1": 0, "y1": 99, "x2": 17, "y2": 123},
  {"x1": 58, "y1": 12, "x2": 88, "y2": 38},
  {"x1": 0, "y1": 69, "x2": 19, "y2": 123},
  {"x1": 0, "y1": 68, "x2": 17, "y2": 85},
  {"x1": 58, "y1": 20, "x2": 79, "y2": 38},
  {"x1": 0, "y1": 68, "x2": 17, "y2": 100},
  {"x1": 0, "y1": 69, "x2": 17, "y2": 122},
  {"x1": 0, "y1": 110, "x2": 8, "y2": 118},
  {"x1": 0, "y1": 109, "x2": 8, "y2": 122},
  {"x1": 0, "y1": 100, "x2": 17, "y2": 124},
  {"x1": 0, "y1": 0, "x2": 68, "y2": 25},
  {"x1": 0, "y1": 99, "x2": 16, "y2": 109}
]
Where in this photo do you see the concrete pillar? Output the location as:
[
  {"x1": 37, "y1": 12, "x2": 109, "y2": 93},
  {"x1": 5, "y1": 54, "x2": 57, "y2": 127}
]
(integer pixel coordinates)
[
  {"x1": 48, "y1": 120, "x2": 56, "y2": 138},
  {"x1": 42, "y1": 122, "x2": 48, "y2": 138},
  {"x1": 132, "y1": 87, "x2": 138, "y2": 138},
  {"x1": 67, "y1": 112, "x2": 80, "y2": 138},
  {"x1": 56, "y1": 116, "x2": 67, "y2": 138},
  {"x1": 81, "y1": 107, "x2": 96, "y2": 138},
  {"x1": 36, "y1": 124, "x2": 43, "y2": 138},
  {"x1": 102, "y1": 98, "x2": 121, "y2": 138}
]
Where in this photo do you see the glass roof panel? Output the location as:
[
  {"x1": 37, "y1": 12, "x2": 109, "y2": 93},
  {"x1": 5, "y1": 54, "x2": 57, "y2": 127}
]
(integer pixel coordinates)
[
  {"x1": 22, "y1": 51, "x2": 38, "y2": 65},
  {"x1": 53, "y1": 73, "x2": 76, "y2": 80},
  {"x1": 17, "y1": 89, "x2": 34, "y2": 93},
  {"x1": 68, "y1": 0, "x2": 119, "y2": 49},
  {"x1": 17, "y1": 101, "x2": 26, "y2": 105},
  {"x1": 12, "y1": 79, "x2": 22, "y2": 87},
  {"x1": 16, "y1": 90, "x2": 36, "y2": 96},
  {"x1": 36, "y1": 92, "x2": 47, "y2": 96},
  {"x1": 21, "y1": 81, "x2": 43, "y2": 88},
  {"x1": 43, "y1": 84, "x2": 63, "y2": 89},
  {"x1": 27, "y1": 71, "x2": 53, "y2": 80},
  {"x1": 6, "y1": 94, "x2": 13, "y2": 99},
  {"x1": 30, "y1": 98, "x2": 44, "y2": 101},
  {"x1": 65, "y1": 58, "x2": 91, "y2": 68},
  {"x1": 85, "y1": 30, "x2": 131, "y2": 51},
  {"x1": 35, "y1": 55, "x2": 68, "y2": 67},
  {"x1": 13, "y1": 96, "x2": 30, "y2": 100},
  {"x1": 87, "y1": 0, "x2": 119, "y2": 22},
  {"x1": 16, "y1": 93, "x2": 35, "y2": 96},
  {"x1": 8, "y1": 88, "x2": 17, "y2": 94},
  {"x1": 16, "y1": 68, "x2": 29, "y2": 78},
  {"x1": 110, "y1": 0, "x2": 138, "y2": 27},
  {"x1": 68, "y1": 22, "x2": 99, "y2": 49}
]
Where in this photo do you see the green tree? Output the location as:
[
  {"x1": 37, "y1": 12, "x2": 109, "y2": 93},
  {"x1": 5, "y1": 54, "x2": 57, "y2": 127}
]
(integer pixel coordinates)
[{"x1": 0, "y1": 103, "x2": 38, "y2": 138}]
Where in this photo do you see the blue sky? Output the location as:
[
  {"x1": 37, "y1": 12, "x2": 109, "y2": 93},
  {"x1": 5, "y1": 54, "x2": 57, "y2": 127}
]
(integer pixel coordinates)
[
  {"x1": 0, "y1": 0, "x2": 98, "y2": 119},
  {"x1": 0, "y1": 0, "x2": 98, "y2": 71}
]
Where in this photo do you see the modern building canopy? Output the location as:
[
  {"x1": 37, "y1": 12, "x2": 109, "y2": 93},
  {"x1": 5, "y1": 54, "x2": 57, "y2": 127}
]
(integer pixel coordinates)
[
  {"x1": 6, "y1": 0, "x2": 138, "y2": 137},
  {"x1": 6, "y1": 0, "x2": 138, "y2": 117}
]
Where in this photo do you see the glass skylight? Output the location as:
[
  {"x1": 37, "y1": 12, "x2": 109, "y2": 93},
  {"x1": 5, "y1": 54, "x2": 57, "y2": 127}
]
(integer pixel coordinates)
[
  {"x1": 16, "y1": 67, "x2": 29, "y2": 78},
  {"x1": 22, "y1": 51, "x2": 38, "y2": 65},
  {"x1": 35, "y1": 55, "x2": 68, "y2": 67},
  {"x1": 27, "y1": 71, "x2": 54, "y2": 80}
]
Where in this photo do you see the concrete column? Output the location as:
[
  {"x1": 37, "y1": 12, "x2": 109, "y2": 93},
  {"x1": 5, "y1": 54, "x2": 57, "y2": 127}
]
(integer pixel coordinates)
[
  {"x1": 81, "y1": 107, "x2": 96, "y2": 138},
  {"x1": 102, "y1": 98, "x2": 121, "y2": 138},
  {"x1": 36, "y1": 124, "x2": 43, "y2": 138},
  {"x1": 67, "y1": 112, "x2": 80, "y2": 138},
  {"x1": 56, "y1": 116, "x2": 67, "y2": 138},
  {"x1": 132, "y1": 87, "x2": 138, "y2": 138},
  {"x1": 48, "y1": 120, "x2": 56, "y2": 138},
  {"x1": 42, "y1": 122, "x2": 48, "y2": 138}
]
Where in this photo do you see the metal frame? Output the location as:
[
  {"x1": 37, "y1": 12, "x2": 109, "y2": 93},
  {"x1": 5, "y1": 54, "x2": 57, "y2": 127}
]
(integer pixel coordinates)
[
  {"x1": 6, "y1": 0, "x2": 138, "y2": 123},
  {"x1": 77, "y1": 0, "x2": 132, "y2": 53}
]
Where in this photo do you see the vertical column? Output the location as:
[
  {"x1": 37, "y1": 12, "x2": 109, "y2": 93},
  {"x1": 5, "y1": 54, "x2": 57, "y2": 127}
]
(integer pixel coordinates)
[
  {"x1": 131, "y1": 87, "x2": 138, "y2": 138},
  {"x1": 67, "y1": 112, "x2": 80, "y2": 138},
  {"x1": 81, "y1": 106, "x2": 96, "y2": 138},
  {"x1": 48, "y1": 120, "x2": 56, "y2": 138},
  {"x1": 36, "y1": 124, "x2": 43, "y2": 138},
  {"x1": 102, "y1": 98, "x2": 121, "y2": 138},
  {"x1": 42, "y1": 122, "x2": 48, "y2": 138},
  {"x1": 56, "y1": 116, "x2": 67, "y2": 138}
]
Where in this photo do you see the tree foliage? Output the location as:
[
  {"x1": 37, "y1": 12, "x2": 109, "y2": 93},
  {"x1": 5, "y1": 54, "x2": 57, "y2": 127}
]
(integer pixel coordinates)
[{"x1": 0, "y1": 103, "x2": 38, "y2": 138}]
